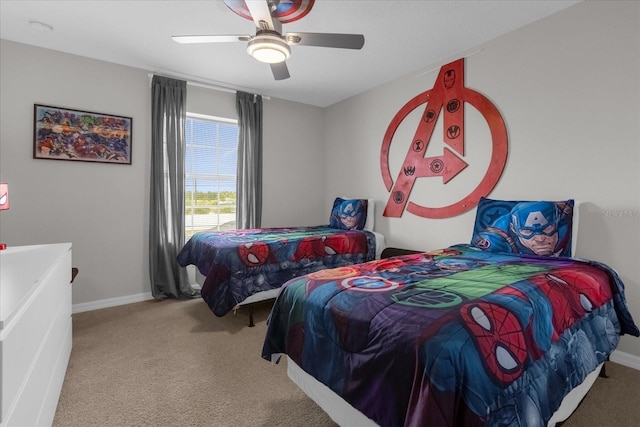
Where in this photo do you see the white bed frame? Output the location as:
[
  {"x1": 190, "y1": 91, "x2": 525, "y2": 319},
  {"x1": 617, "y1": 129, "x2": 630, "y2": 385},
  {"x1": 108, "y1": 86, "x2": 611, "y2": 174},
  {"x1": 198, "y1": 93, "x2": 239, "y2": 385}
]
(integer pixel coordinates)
[{"x1": 287, "y1": 358, "x2": 603, "y2": 427}]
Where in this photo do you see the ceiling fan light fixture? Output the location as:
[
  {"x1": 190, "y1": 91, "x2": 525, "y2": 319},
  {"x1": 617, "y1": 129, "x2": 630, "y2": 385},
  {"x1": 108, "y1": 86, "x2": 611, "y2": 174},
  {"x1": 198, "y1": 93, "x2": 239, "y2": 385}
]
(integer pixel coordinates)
[{"x1": 247, "y1": 32, "x2": 290, "y2": 64}]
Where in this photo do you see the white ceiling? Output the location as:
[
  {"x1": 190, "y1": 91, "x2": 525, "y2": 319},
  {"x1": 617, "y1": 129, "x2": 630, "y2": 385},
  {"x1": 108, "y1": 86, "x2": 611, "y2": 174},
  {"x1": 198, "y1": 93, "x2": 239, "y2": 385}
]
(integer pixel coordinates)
[{"x1": 0, "y1": 0, "x2": 581, "y2": 107}]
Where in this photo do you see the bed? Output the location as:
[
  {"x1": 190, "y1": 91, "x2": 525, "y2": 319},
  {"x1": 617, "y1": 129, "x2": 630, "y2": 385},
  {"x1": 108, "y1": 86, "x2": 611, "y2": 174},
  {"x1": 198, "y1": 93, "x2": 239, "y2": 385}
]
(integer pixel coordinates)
[
  {"x1": 177, "y1": 198, "x2": 385, "y2": 323},
  {"x1": 261, "y1": 198, "x2": 640, "y2": 426}
]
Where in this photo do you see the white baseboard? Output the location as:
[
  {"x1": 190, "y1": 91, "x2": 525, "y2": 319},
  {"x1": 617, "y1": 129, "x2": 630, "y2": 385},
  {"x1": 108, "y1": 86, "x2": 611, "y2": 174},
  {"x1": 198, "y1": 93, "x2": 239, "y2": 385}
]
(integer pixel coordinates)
[
  {"x1": 610, "y1": 349, "x2": 640, "y2": 371},
  {"x1": 72, "y1": 292, "x2": 154, "y2": 314}
]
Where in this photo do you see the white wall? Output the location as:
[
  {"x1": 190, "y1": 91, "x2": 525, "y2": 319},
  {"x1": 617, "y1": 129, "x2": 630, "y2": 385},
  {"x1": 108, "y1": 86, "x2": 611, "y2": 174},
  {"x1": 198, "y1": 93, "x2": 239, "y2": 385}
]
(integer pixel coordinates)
[
  {"x1": 324, "y1": 1, "x2": 640, "y2": 358},
  {"x1": 0, "y1": 40, "x2": 325, "y2": 306},
  {"x1": 0, "y1": 42, "x2": 152, "y2": 306},
  {"x1": 260, "y1": 98, "x2": 327, "y2": 228}
]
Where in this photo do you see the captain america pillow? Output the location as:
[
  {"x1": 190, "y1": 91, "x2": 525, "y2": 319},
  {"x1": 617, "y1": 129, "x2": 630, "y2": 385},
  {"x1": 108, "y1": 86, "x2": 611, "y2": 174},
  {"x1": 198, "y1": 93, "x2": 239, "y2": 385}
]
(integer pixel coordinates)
[
  {"x1": 329, "y1": 198, "x2": 368, "y2": 230},
  {"x1": 470, "y1": 197, "x2": 574, "y2": 257}
]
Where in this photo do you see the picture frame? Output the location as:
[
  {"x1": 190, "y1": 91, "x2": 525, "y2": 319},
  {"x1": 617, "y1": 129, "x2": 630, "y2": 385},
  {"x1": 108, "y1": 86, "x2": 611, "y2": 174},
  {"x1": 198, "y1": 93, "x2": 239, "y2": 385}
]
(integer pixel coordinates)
[{"x1": 33, "y1": 104, "x2": 132, "y2": 164}]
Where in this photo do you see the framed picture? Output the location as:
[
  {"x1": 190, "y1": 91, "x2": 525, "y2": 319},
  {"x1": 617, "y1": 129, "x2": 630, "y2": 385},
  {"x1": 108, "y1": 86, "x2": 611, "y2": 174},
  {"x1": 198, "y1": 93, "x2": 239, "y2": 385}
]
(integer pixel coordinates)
[{"x1": 33, "y1": 104, "x2": 132, "y2": 164}]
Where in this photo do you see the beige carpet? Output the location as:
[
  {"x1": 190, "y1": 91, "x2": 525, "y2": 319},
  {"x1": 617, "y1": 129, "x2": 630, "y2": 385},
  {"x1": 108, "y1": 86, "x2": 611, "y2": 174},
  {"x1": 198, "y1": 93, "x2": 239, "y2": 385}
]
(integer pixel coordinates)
[{"x1": 54, "y1": 299, "x2": 640, "y2": 427}]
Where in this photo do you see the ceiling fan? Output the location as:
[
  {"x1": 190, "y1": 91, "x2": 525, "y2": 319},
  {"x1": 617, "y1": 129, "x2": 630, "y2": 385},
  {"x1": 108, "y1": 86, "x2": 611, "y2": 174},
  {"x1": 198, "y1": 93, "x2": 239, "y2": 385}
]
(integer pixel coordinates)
[{"x1": 171, "y1": 0, "x2": 365, "y2": 81}]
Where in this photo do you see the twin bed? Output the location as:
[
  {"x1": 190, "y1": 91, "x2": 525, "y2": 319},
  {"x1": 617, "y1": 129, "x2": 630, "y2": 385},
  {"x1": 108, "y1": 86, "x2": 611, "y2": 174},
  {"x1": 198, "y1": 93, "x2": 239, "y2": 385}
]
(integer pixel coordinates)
[
  {"x1": 177, "y1": 198, "x2": 385, "y2": 324},
  {"x1": 260, "y1": 198, "x2": 640, "y2": 426}
]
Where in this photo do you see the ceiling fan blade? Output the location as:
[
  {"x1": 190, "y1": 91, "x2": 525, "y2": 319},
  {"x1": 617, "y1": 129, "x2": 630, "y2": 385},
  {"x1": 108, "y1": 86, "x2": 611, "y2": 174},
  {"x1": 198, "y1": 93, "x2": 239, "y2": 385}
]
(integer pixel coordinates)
[
  {"x1": 286, "y1": 32, "x2": 365, "y2": 49},
  {"x1": 172, "y1": 35, "x2": 250, "y2": 44},
  {"x1": 245, "y1": 0, "x2": 282, "y2": 33},
  {"x1": 270, "y1": 62, "x2": 290, "y2": 80}
]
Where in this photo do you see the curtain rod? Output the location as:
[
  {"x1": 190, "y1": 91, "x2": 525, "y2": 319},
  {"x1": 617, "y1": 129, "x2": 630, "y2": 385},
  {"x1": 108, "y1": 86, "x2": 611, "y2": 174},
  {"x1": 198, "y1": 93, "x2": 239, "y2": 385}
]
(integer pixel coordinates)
[{"x1": 147, "y1": 71, "x2": 270, "y2": 100}]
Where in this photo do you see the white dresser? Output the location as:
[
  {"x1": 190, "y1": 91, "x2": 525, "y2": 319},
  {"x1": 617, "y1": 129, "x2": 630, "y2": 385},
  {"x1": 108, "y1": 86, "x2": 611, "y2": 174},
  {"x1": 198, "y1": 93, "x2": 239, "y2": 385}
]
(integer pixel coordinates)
[{"x1": 0, "y1": 243, "x2": 73, "y2": 427}]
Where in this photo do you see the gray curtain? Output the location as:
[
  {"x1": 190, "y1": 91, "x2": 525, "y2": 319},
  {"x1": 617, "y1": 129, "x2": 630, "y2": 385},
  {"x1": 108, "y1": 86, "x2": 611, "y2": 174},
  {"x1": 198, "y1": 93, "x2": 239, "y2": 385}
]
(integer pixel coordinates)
[
  {"x1": 235, "y1": 91, "x2": 263, "y2": 229},
  {"x1": 149, "y1": 75, "x2": 198, "y2": 299}
]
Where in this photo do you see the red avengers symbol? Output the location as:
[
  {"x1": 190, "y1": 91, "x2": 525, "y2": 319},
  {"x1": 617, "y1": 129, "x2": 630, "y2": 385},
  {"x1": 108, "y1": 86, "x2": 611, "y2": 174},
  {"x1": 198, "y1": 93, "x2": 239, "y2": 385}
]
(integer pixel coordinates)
[
  {"x1": 380, "y1": 58, "x2": 508, "y2": 218},
  {"x1": 446, "y1": 125, "x2": 461, "y2": 139},
  {"x1": 424, "y1": 110, "x2": 436, "y2": 122},
  {"x1": 429, "y1": 159, "x2": 444, "y2": 174}
]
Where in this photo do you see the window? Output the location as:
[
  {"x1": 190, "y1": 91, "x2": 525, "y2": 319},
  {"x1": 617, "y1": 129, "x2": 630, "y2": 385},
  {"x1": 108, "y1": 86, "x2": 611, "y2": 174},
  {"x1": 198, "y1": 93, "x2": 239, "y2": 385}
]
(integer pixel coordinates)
[{"x1": 184, "y1": 113, "x2": 238, "y2": 238}]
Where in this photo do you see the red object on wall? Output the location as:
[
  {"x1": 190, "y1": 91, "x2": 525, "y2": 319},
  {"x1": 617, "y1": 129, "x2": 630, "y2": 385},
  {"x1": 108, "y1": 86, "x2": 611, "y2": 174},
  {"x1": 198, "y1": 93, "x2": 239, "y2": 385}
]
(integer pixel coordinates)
[
  {"x1": 0, "y1": 182, "x2": 8, "y2": 250},
  {"x1": 380, "y1": 58, "x2": 508, "y2": 219},
  {"x1": 0, "y1": 183, "x2": 9, "y2": 210}
]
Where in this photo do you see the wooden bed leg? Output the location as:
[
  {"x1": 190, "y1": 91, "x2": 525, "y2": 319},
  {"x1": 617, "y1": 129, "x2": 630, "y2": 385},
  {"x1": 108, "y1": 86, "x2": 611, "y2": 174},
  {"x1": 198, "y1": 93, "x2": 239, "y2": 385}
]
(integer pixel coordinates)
[
  {"x1": 599, "y1": 362, "x2": 608, "y2": 378},
  {"x1": 598, "y1": 356, "x2": 610, "y2": 378},
  {"x1": 249, "y1": 309, "x2": 255, "y2": 327}
]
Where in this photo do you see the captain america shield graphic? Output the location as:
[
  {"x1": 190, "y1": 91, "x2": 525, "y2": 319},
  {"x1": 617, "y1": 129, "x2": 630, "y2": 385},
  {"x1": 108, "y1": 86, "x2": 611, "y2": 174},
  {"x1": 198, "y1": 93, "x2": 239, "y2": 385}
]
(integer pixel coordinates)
[
  {"x1": 338, "y1": 276, "x2": 402, "y2": 293},
  {"x1": 222, "y1": 0, "x2": 314, "y2": 24}
]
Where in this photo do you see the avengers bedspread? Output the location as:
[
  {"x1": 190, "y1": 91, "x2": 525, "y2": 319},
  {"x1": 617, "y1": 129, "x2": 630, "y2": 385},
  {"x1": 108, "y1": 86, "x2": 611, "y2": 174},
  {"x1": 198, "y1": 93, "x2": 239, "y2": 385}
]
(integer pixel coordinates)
[
  {"x1": 177, "y1": 226, "x2": 376, "y2": 316},
  {"x1": 262, "y1": 245, "x2": 639, "y2": 427}
]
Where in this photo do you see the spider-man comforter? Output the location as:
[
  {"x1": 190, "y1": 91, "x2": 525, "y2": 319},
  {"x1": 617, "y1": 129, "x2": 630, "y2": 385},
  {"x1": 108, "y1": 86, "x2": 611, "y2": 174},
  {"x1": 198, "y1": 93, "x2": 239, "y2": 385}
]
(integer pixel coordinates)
[
  {"x1": 262, "y1": 245, "x2": 639, "y2": 427},
  {"x1": 177, "y1": 226, "x2": 376, "y2": 316}
]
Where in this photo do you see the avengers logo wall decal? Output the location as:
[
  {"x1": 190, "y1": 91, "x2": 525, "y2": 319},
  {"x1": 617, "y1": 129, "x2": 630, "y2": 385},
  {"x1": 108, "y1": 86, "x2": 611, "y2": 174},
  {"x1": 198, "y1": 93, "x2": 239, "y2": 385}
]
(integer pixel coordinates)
[{"x1": 380, "y1": 58, "x2": 508, "y2": 219}]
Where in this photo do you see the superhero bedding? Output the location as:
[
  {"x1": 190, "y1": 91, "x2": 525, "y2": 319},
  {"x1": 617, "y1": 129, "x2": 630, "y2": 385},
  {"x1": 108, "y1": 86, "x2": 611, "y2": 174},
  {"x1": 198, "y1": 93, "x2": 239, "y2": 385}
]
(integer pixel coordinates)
[
  {"x1": 176, "y1": 225, "x2": 378, "y2": 317},
  {"x1": 262, "y1": 244, "x2": 639, "y2": 427}
]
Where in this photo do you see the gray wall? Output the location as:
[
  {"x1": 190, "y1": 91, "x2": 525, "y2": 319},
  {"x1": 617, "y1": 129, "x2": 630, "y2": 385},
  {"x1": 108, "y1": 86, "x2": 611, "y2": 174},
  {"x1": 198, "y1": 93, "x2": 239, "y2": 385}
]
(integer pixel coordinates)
[
  {"x1": 323, "y1": 1, "x2": 640, "y2": 360},
  {"x1": 0, "y1": 40, "x2": 326, "y2": 308}
]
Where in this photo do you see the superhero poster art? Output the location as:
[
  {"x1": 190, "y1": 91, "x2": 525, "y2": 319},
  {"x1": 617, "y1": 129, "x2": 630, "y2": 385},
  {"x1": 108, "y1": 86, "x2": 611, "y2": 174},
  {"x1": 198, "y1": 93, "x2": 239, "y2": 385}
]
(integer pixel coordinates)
[
  {"x1": 380, "y1": 58, "x2": 508, "y2": 219},
  {"x1": 33, "y1": 104, "x2": 132, "y2": 164}
]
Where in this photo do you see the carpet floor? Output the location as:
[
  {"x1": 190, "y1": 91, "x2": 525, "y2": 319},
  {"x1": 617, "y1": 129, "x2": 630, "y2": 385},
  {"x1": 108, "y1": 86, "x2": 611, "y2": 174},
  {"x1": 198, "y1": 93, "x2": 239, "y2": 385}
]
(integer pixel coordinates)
[{"x1": 53, "y1": 298, "x2": 640, "y2": 427}]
